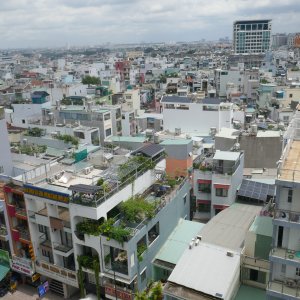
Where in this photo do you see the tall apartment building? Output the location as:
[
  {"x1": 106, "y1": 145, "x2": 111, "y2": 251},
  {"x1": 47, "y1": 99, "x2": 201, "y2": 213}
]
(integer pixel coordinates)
[
  {"x1": 8, "y1": 142, "x2": 191, "y2": 298},
  {"x1": 267, "y1": 106, "x2": 300, "y2": 299},
  {"x1": 233, "y1": 20, "x2": 272, "y2": 54},
  {"x1": 193, "y1": 150, "x2": 244, "y2": 222}
]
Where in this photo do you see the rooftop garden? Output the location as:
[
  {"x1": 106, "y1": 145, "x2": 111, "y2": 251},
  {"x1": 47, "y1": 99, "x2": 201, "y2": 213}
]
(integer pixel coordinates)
[
  {"x1": 193, "y1": 161, "x2": 213, "y2": 171},
  {"x1": 76, "y1": 175, "x2": 186, "y2": 243},
  {"x1": 70, "y1": 153, "x2": 165, "y2": 207},
  {"x1": 118, "y1": 156, "x2": 156, "y2": 183},
  {"x1": 54, "y1": 134, "x2": 79, "y2": 147},
  {"x1": 76, "y1": 218, "x2": 132, "y2": 245},
  {"x1": 24, "y1": 127, "x2": 45, "y2": 137},
  {"x1": 15, "y1": 144, "x2": 47, "y2": 156}
]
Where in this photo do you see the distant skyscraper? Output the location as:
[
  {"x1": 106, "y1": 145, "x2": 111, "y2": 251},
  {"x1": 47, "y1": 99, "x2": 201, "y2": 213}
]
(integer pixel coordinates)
[
  {"x1": 233, "y1": 20, "x2": 272, "y2": 54},
  {"x1": 272, "y1": 33, "x2": 288, "y2": 49}
]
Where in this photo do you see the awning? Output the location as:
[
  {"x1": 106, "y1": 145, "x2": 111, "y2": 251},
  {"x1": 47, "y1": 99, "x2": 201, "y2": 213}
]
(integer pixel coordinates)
[
  {"x1": 214, "y1": 184, "x2": 230, "y2": 189},
  {"x1": 197, "y1": 179, "x2": 211, "y2": 184},
  {"x1": 213, "y1": 204, "x2": 229, "y2": 210},
  {"x1": 0, "y1": 265, "x2": 10, "y2": 282},
  {"x1": 197, "y1": 200, "x2": 211, "y2": 204}
]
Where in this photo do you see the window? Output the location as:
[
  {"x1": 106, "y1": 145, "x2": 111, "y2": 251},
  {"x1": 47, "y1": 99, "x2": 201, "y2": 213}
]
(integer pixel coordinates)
[
  {"x1": 198, "y1": 203, "x2": 210, "y2": 212},
  {"x1": 183, "y1": 194, "x2": 187, "y2": 204},
  {"x1": 22, "y1": 119, "x2": 25, "y2": 124},
  {"x1": 289, "y1": 94, "x2": 293, "y2": 98},
  {"x1": 105, "y1": 128, "x2": 112, "y2": 137},
  {"x1": 281, "y1": 264, "x2": 286, "y2": 274},
  {"x1": 296, "y1": 268, "x2": 300, "y2": 277},
  {"x1": 104, "y1": 113, "x2": 110, "y2": 121},
  {"x1": 38, "y1": 224, "x2": 47, "y2": 233},
  {"x1": 0, "y1": 166, "x2": 3, "y2": 174},
  {"x1": 288, "y1": 189, "x2": 293, "y2": 203},
  {"x1": 216, "y1": 188, "x2": 228, "y2": 197},
  {"x1": 140, "y1": 268, "x2": 147, "y2": 282},
  {"x1": 148, "y1": 222, "x2": 159, "y2": 244},
  {"x1": 198, "y1": 183, "x2": 211, "y2": 193}
]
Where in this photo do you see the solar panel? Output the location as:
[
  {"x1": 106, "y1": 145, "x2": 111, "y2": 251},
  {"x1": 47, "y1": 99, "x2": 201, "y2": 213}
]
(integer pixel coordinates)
[{"x1": 237, "y1": 179, "x2": 275, "y2": 202}]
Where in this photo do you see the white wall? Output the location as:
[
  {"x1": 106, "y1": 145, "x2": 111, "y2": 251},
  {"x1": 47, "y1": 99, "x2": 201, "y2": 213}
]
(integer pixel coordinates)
[
  {"x1": 11, "y1": 103, "x2": 43, "y2": 127},
  {"x1": 0, "y1": 117, "x2": 13, "y2": 175},
  {"x1": 163, "y1": 103, "x2": 233, "y2": 135}
]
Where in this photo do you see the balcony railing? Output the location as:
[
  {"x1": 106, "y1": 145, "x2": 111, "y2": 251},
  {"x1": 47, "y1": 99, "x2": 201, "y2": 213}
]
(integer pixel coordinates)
[
  {"x1": 70, "y1": 154, "x2": 165, "y2": 208},
  {"x1": 268, "y1": 280, "x2": 300, "y2": 298},
  {"x1": 0, "y1": 225, "x2": 7, "y2": 237},
  {"x1": 105, "y1": 282, "x2": 134, "y2": 300},
  {"x1": 36, "y1": 259, "x2": 78, "y2": 287},
  {"x1": 53, "y1": 242, "x2": 73, "y2": 254},
  {"x1": 15, "y1": 207, "x2": 27, "y2": 219},
  {"x1": 274, "y1": 209, "x2": 300, "y2": 224},
  {"x1": 271, "y1": 247, "x2": 300, "y2": 263}
]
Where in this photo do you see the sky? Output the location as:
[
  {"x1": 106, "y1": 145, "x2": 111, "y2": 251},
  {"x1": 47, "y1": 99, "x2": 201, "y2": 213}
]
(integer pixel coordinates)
[{"x1": 0, "y1": 0, "x2": 299, "y2": 48}]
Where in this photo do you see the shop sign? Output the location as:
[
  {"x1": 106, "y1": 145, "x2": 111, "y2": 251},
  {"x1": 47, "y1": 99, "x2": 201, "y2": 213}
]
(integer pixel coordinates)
[
  {"x1": 24, "y1": 184, "x2": 69, "y2": 203},
  {"x1": 11, "y1": 256, "x2": 34, "y2": 276}
]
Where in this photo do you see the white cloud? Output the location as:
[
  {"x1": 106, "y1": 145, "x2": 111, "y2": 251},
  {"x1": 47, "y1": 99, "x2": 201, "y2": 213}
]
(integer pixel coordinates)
[{"x1": 0, "y1": 0, "x2": 299, "y2": 48}]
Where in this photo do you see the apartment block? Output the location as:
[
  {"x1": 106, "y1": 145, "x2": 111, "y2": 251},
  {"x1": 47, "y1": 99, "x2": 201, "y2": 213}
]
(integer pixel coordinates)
[
  {"x1": 267, "y1": 107, "x2": 300, "y2": 299},
  {"x1": 193, "y1": 150, "x2": 244, "y2": 222},
  {"x1": 233, "y1": 20, "x2": 272, "y2": 54}
]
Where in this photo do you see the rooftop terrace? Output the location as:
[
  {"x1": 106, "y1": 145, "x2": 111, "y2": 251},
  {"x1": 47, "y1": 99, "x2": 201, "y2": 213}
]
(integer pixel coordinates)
[{"x1": 280, "y1": 140, "x2": 300, "y2": 182}]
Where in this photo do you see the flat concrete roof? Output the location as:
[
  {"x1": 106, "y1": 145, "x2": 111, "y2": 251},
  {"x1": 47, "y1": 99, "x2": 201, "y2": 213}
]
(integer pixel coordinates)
[
  {"x1": 168, "y1": 243, "x2": 240, "y2": 300},
  {"x1": 280, "y1": 140, "x2": 300, "y2": 182},
  {"x1": 198, "y1": 203, "x2": 261, "y2": 250},
  {"x1": 213, "y1": 151, "x2": 241, "y2": 161},
  {"x1": 110, "y1": 136, "x2": 146, "y2": 143},
  {"x1": 234, "y1": 285, "x2": 266, "y2": 300},
  {"x1": 257, "y1": 131, "x2": 281, "y2": 138},
  {"x1": 160, "y1": 139, "x2": 192, "y2": 146}
]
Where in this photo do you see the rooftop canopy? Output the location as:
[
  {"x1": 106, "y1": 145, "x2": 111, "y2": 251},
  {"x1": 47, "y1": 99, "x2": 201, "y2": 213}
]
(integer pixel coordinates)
[{"x1": 68, "y1": 184, "x2": 102, "y2": 194}]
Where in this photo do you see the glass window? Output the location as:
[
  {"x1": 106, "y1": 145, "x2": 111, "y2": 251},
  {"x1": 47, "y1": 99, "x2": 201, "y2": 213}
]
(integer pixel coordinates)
[
  {"x1": 198, "y1": 183, "x2": 211, "y2": 193},
  {"x1": 216, "y1": 188, "x2": 228, "y2": 197}
]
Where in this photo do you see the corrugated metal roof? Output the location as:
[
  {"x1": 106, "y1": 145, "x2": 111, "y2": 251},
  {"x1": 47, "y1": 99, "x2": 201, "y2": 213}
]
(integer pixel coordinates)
[{"x1": 155, "y1": 219, "x2": 204, "y2": 265}]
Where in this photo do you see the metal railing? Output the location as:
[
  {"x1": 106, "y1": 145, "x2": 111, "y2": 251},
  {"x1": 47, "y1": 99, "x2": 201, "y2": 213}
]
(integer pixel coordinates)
[
  {"x1": 243, "y1": 255, "x2": 270, "y2": 270},
  {"x1": 70, "y1": 154, "x2": 165, "y2": 208},
  {"x1": 270, "y1": 247, "x2": 300, "y2": 262},
  {"x1": 0, "y1": 225, "x2": 7, "y2": 236},
  {"x1": 15, "y1": 207, "x2": 27, "y2": 218},
  {"x1": 268, "y1": 280, "x2": 300, "y2": 298},
  {"x1": 53, "y1": 242, "x2": 73, "y2": 254},
  {"x1": 274, "y1": 209, "x2": 300, "y2": 224}
]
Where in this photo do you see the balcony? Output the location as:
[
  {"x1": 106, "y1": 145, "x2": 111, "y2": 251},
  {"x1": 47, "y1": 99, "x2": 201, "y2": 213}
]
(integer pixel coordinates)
[
  {"x1": 39, "y1": 234, "x2": 52, "y2": 250},
  {"x1": 15, "y1": 207, "x2": 27, "y2": 220},
  {"x1": 104, "y1": 282, "x2": 134, "y2": 300},
  {"x1": 270, "y1": 248, "x2": 300, "y2": 266},
  {"x1": 274, "y1": 209, "x2": 300, "y2": 225},
  {"x1": 35, "y1": 260, "x2": 78, "y2": 288},
  {"x1": 69, "y1": 154, "x2": 165, "y2": 208},
  {"x1": 0, "y1": 225, "x2": 8, "y2": 241},
  {"x1": 76, "y1": 177, "x2": 188, "y2": 246},
  {"x1": 53, "y1": 242, "x2": 73, "y2": 257},
  {"x1": 268, "y1": 280, "x2": 300, "y2": 299},
  {"x1": 13, "y1": 226, "x2": 30, "y2": 244}
]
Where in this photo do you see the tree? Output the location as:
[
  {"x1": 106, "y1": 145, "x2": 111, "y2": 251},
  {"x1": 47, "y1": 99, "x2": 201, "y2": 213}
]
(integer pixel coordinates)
[{"x1": 82, "y1": 75, "x2": 101, "y2": 85}]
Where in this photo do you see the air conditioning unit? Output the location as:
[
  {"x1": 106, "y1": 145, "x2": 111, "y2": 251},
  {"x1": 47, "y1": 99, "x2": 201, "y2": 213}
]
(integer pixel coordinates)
[
  {"x1": 83, "y1": 167, "x2": 91, "y2": 175},
  {"x1": 47, "y1": 177, "x2": 55, "y2": 183},
  {"x1": 197, "y1": 235, "x2": 202, "y2": 241},
  {"x1": 226, "y1": 251, "x2": 234, "y2": 257}
]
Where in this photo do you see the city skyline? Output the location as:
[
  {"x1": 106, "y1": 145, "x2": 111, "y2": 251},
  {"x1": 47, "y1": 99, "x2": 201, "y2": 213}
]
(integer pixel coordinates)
[{"x1": 0, "y1": 0, "x2": 299, "y2": 48}]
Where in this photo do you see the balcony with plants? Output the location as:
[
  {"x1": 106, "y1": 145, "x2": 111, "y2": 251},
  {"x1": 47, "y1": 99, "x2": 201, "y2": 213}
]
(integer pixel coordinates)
[{"x1": 69, "y1": 153, "x2": 164, "y2": 208}]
